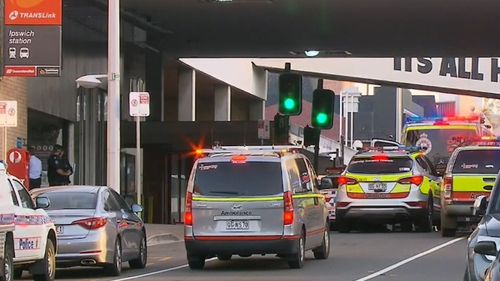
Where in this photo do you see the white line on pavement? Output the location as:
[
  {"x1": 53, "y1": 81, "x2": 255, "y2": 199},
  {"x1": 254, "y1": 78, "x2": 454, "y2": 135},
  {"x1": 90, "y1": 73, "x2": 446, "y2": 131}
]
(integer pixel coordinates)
[
  {"x1": 110, "y1": 258, "x2": 217, "y2": 281},
  {"x1": 354, "y1": 237, "x2": 465, "y2": 281}
]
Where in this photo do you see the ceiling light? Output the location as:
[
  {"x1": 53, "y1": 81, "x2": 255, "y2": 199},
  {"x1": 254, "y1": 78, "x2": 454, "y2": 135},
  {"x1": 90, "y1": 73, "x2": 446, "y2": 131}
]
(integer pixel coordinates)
[{"x1": 304, "y1": 50, "x2": 320, "y2": 57}]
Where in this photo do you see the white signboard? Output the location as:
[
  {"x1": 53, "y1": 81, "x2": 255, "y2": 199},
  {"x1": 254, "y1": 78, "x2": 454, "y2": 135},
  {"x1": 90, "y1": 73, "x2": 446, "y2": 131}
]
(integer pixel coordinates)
[
  {"x1": 0, "y1": 101, "x2": 17, "y2": 127},
  {"x1": 129, "y1": 92, "x2": 150, "y2": 117},
  {"x1": 257, "y1": 120, "x2": 270, "y2": 139},
  {"x1": 253, "y1": 57, "x2": 500, "y2": 97}
]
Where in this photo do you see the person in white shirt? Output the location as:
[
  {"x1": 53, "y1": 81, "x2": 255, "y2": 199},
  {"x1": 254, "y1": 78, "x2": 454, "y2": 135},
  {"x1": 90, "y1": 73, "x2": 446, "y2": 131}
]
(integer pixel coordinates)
[{"x1": 29, "y1": 148, "x2": 42, "y2": 189}]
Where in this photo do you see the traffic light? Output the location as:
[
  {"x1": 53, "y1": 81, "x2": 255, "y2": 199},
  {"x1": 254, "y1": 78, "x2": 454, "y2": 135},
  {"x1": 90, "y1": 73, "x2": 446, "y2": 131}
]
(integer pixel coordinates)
[
  {"x1": 303, "y1": 125, "x2": 320, "y2": 147},
  {"x1": 278, "y1": 73, "x2": 302, "y2": 116},
  {"x1": 274, "y1": 113, "x2": 289, "y2": 144},
  {"x1": 311, "y1": 88, "x2": 335, "y2": 129}
]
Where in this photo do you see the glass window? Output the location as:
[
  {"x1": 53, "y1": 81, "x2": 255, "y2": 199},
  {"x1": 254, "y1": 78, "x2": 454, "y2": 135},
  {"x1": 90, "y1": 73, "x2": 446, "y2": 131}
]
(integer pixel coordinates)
[
  {"x1": 286, "y1": 159, "x2": 302, "y2": 193},
  {"x1": 103, "y1": 191, "x2": 120, "y2": 211},
  {"x1": 38, "y1": 192, "x2": 97, "y2": 210},
  {"x1": 12, "y1": 180, "x2": 34, "y2": 209},
  {"x1": 415, "y1": 156, "x2": 430, "y2": 173},
  {"x1": 193, "y1": 162, "x2": 283, "y2": 196},
  {"x1": 452, "y1": 150, "x2": 500, "y2": 174},
  {"x1": 295, "y1": 159, "x2": 313, "y2": 192},
  {"x1": 9, "y1": 183, "x2": 19, "y2": 206},
  {"x1": 110, "y1": 190, "x2": 131, "y2": 211},
  {"x1": 347, "y1": 157, "x2": 413, "y2": 174}
]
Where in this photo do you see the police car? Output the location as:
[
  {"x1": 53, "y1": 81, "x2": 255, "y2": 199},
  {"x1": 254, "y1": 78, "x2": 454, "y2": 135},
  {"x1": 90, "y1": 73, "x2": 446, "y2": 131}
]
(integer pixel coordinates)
[
  {"x1": 0, "y1": 162, "x2": 57, "y2": 281},
  {"x1": 335, "y1": 147, "x2": 441, "y2": 232},
  {"x1": 440, "y1": 139, "x2": 500, "y2": 237},
  {"x1": 0, "y1": 209, "x2": 15, "y2": 281}
]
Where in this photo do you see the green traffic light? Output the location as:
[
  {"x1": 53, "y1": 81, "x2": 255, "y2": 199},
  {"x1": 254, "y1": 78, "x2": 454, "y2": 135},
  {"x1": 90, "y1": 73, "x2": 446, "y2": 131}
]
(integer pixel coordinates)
[
  {"x1": 316, "y1": 113, "x2": 328, "y2": 124},
  {"x1": 283, "y1": 98, "x2": 296, "y2": 111}
]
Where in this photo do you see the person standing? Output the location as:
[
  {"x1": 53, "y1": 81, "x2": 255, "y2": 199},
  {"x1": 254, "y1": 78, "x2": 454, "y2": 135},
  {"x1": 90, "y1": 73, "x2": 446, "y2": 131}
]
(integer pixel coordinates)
[
  {"x1": 28, "y1": 148, "x2": 42, "y2": 189},
  {"x1": 48, "y1": 145, "x2": 73, "y2": 186}
]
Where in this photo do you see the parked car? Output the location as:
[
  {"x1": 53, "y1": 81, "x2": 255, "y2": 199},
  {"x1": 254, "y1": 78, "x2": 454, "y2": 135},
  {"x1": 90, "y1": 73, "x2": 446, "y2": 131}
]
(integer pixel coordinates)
[
  {"x1": 31, "y1": 186, "x2": 147, "y2": 276},
  {"x1": 318, "y1": 174, "x2": 341, "y2": 229},
  {"x1": 0, "y1": 162, "x2": 57, "y2": 281},
  {"x1": 465, "y1": 173, "x2": 500, "y2": 281}
]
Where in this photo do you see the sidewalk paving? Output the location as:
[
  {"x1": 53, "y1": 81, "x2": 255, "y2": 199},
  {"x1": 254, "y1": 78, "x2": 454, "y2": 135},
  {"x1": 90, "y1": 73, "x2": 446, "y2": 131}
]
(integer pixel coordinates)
[{"x1": 145, "y1": 223, "x2": 184, "y2": 246}]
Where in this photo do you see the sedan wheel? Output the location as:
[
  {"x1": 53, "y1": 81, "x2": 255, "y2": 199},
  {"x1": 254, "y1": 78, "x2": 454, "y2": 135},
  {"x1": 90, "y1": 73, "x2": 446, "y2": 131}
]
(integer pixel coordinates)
[
  {"x1": 129, "y1": 235, "x2": 148, "y2": 269},
  {"x1": 106, "y1": 239, "x2": 122, "y2": 276}
]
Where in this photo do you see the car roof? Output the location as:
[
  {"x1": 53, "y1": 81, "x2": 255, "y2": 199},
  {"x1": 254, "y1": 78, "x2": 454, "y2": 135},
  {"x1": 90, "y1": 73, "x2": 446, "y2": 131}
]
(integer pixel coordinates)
[
  {"x1": 353, "y1": 151, "x2": 413, "y2": 158},
  {"x1": 31, "y1": 185, "x2": 104, "y2": 196},
  {"x1": 454, "y1": 146, "x2": 500, "y2": 152},
  {"x1": 197, "y1": 152, "x2": 305, "y2": 164}
]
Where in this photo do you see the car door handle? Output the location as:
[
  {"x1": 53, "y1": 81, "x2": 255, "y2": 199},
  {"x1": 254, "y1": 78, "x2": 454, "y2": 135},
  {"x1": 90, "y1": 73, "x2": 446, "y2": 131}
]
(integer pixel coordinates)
[{"x1": 484, "y1": 185, "x2": 494, "y2": 191}]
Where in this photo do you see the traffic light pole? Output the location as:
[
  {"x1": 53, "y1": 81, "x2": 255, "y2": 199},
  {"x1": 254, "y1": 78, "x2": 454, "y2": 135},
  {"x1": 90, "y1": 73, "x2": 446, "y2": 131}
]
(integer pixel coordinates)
[{"x1": 313, "y1": 136, "x2": 320, "y2": 172}]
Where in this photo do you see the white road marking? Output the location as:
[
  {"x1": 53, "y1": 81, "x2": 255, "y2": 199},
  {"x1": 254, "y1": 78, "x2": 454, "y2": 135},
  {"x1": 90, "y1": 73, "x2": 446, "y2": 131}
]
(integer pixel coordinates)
[
  {"x1": 354, "y1": 237, "x2": 465, "y2": 281},
  {"x1": 110, "y1": 258, "x2": 217, "y2": 281}
]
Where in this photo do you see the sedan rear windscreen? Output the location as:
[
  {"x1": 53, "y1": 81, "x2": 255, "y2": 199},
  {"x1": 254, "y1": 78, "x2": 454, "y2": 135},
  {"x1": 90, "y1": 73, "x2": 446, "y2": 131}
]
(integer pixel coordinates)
[
  {"x1": 194, "y1": 162, "x2": 283, "y2": 196},
  {"x1": 40, "y1": 192, "x2": 97, "y2": 210},
  {"x1": 347, "y1": 157, "x2": 413, "y2": 174},
  {"x1": 452, "y1": 150, "x2": 500, "y2": 174}
]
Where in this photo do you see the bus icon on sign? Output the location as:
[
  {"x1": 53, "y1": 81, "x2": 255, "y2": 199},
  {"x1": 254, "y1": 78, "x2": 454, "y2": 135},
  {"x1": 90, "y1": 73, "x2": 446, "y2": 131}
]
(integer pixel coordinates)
[{"x1": 20, "y1": 48, "x2": 30, "y2": 59}]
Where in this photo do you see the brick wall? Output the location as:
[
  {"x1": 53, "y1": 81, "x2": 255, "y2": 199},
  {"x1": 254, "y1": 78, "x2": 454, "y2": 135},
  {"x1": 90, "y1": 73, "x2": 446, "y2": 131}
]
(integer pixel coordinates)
[{"x1": 0, "y1": 77, "x2": 28, "y2": 160}]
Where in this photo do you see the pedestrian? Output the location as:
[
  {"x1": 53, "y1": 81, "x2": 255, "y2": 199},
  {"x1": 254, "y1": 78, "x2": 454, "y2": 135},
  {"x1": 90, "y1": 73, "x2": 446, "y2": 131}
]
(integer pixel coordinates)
[
  {"x1": 28, "y1": 147, "x2": 42, "y2": 189},
  {"x1": 47, "y1": 144, "x2": 73, "y2": 186}
]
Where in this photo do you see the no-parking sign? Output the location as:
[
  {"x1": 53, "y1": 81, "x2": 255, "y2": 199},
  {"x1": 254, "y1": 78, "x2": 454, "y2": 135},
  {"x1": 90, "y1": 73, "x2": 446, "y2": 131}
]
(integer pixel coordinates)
[
  {"x1": 129, "y1": 92, "x2": 150, "y2": 117},
  {"x1": 0, "y1": 101, "x2": 17, "y2": 127}
]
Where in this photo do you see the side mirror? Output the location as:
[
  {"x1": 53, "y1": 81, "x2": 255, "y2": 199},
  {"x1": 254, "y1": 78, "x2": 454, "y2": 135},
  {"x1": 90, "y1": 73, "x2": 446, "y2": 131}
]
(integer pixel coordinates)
[
  {"x1": 474, "y1": 241, "x2": 497, "y2": 256},
  {"x1": 319, "y1": 177, "x2": 334, "y2": 190},
  {"x1": 131, "y1": 204, "x2": 143, "y2": 214},
  {"x1": 36, "y1": 197, "x2": 50, "y2": 209},
  {"x1": 473, "y1": 196, "x2": 488, "y2": 217}
]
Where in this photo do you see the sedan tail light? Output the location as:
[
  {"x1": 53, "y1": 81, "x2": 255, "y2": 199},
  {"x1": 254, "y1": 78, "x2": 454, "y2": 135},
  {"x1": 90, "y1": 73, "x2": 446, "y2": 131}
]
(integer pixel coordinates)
[
  {"x1": 338, "y1": 176, "x2": 358, "y2": 186},
  {"x1": 398, "y1": 176, "x2": 424, "y2": 186},
  {"x1": 73, "y1": 217, "x2": 107, "y2": 230}
]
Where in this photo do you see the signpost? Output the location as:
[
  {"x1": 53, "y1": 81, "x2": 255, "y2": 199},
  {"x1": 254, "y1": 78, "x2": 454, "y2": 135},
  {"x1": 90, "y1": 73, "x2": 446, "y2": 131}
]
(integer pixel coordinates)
[
  {"x1": 0, "y1": 101, "x2": 17, "y2": 161},
  {"x1": 257, "y1": 120, "x2": 270, "y2": 144},
  {"x1": 129, "y1": 92, "x2": 150, "y2": 207},
  {"x1": 3, "y1": 0, "x2": 62, "y2": 77}
]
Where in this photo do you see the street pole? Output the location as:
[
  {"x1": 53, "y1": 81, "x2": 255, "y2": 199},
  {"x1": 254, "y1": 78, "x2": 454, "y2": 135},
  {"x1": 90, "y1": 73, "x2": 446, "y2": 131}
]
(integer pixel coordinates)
[
  {"x1": 108, "y1": 0, "x2": 121, "y2": 192},
  {"x1": 396, "y1": 88, "x2": 403, "y2": 143},
  {"x1": 135, "y1": 116, "x2": 141, "y2": 207}
]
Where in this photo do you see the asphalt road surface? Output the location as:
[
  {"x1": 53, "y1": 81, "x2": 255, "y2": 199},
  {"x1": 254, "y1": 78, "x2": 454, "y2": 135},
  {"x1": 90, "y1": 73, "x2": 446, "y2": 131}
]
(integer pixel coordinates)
[{"x1": 18, "y1": 229, "x2": 467, "y2": 281}]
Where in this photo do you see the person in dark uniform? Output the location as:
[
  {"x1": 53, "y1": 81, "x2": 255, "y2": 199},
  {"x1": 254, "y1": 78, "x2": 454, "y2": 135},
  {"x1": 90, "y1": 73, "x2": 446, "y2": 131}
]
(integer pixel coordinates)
[{"x1": 48, "y1": 145, "x2": 73, "y2": 186}]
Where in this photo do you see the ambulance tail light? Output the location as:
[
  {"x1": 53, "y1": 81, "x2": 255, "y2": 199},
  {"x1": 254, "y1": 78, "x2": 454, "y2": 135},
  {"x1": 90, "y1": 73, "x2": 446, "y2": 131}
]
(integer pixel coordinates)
[
  {"x1": 73, "y1": 217, "x2": 107, "y2": 230},
  {"x1": 398, "y1": 176, "x2": 424, "y2": 186},
  {"x1": 283, "y1": 191, "x2": 294, "y2": 225},
  {"x1": 444, "y1": 176, "x2": 453, "y2": 200},
  {"x1": 185, "y1": 192, "x2": 193, "y2": 226},
  {"x1": 338, "y1": 176, "x2": 358, "y2": 186}
]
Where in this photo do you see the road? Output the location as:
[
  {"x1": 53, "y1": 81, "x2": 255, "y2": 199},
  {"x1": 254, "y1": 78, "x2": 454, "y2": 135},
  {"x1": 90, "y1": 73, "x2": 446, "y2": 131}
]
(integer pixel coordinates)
[{"x1": 20, "y1": 230, "x2": 467, "y2": 281}]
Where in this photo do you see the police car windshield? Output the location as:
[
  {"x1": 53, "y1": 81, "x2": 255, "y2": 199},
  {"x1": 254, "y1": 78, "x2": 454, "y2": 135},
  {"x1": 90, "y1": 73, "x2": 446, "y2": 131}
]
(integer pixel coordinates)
[
  {"x1": 347, "y1": 157, "x2": 413, "y2": 174},
  {"x1": 40, "y1": 192, "x2": 97, "y2": 210},
  {"x1": 452, "y1": 150, "x2": 500, "y2": 174},
  {"x1": 193, "y1": 162, "x2": 283, "y2": 196},
  {"x1": 403, "y1": 128, "x2": 477, "y2": 162}
]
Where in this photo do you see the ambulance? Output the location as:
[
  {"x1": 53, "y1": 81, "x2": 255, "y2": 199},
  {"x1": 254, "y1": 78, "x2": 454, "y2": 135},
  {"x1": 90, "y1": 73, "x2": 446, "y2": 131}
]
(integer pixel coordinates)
[
  {"x1": 0, "y1": 162, "x2": 57, "y2": 281},
  {"x1": 401, "y1": 116, "x2": 493, "y2": 175}
]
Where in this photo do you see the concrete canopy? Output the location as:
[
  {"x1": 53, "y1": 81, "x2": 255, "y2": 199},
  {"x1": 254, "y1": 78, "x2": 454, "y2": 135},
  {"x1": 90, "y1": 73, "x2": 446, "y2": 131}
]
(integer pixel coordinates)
[{"x1": 117, "y1": 0, "x2": 500, "y2": 57}]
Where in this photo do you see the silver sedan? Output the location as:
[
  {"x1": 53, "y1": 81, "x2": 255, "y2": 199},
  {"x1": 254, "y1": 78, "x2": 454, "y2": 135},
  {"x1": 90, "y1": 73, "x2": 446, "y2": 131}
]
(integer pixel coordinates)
[{"x1": 32, "y1": 186, "x2": 147, "y2": 276}]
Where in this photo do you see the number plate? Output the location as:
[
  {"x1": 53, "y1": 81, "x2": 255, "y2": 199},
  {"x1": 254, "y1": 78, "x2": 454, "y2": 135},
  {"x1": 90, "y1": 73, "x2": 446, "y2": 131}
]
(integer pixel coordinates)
[
  {"x1": 56, "y1": 225, "x2": 64, "y2": 234},
  {"x1": 226, "y1": 220, "x2": 249, "y2": 231},
  {"x1": 368, "y1": 182, "x2": 387, "y2": 192}
]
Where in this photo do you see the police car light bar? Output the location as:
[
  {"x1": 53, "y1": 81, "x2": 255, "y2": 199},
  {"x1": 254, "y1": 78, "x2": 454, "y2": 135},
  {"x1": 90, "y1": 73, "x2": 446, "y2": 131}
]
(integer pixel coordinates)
[{"x1": 405, "y1": 116, "x2": 481, "y2": 124}]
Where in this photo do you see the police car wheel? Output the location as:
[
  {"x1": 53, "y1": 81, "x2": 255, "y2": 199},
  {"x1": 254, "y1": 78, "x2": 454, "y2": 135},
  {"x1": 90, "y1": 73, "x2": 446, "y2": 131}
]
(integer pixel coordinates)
[
  {"x1": 33, "y1": 239, "x2": 56, "y2": 281},
  {"x1": 4, "y1": 238, "x2": 13, "y2": 281},
  {"x1": 417, "y1": 198, "x2": 433, "y2": 232}
]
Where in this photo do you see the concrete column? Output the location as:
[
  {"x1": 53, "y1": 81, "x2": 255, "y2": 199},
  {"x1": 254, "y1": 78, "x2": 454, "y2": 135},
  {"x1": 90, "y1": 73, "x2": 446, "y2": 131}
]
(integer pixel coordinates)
[
  {"x1": 178, "y1": 69, "x2": 196, "y2": 121},
  {"x1": 214, "y1": 85, "x2": 231, "y2": 121},
  {"x1": 249, "y1": 100, "x2": 265, "y2": 121}
]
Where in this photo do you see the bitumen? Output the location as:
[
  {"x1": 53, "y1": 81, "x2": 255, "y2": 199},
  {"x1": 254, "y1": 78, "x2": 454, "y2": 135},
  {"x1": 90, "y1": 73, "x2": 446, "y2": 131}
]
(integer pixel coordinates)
[{"x1": 145, "y1": 223, "x2": 184, "y2": 246}]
